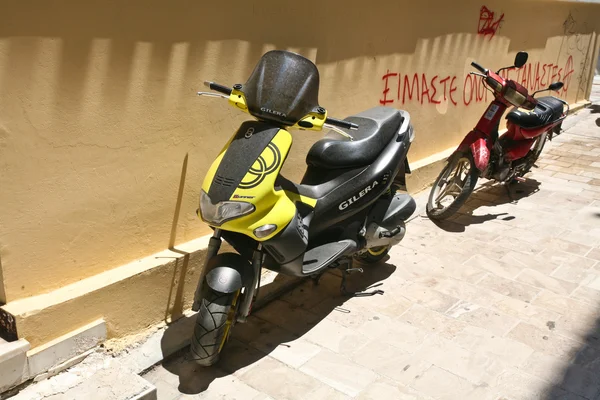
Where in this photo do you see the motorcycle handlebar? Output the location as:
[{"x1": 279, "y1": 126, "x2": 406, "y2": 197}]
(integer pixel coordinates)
[
  {"x1": 201, "y1": 82, "x2": 359, "y2": 131},
  {"x1": 325, "y1": 117, "x2": 359, "y2": 131},
  {"x1": 471, "y1": 61, "x2": 487, "y2": 74},
  {"x1": 204, "y1": 81, "x2": 232, "y2": 96}
]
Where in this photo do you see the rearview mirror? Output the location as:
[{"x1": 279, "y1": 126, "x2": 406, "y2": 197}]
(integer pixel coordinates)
[
  {"x1": 514, "y1": 51, "x2": 528, "y2": 68},
  {"x1": 549, "y1": 82, "x2": 564, "y2": 91}
]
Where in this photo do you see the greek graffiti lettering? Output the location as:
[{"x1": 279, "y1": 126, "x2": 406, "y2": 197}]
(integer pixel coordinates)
[{"x1": 380, "y1": 55, "x2": 575, "y2": 107}]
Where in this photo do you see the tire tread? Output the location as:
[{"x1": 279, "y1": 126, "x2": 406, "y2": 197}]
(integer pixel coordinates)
[
  {"x1": 190, "y1": 286, "x2": 237, "y2": 366},
  {"x1": 426, "y1": 153, "x2": 479, "y2": 221}
]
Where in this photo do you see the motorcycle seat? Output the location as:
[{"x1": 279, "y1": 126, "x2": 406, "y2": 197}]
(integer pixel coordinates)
[
  {"x1": 506, "y1": 96, "x2": 564, "y2": 129},
  {"x1": 306, "y1": 107, "x2": 403, "y2": 169}
]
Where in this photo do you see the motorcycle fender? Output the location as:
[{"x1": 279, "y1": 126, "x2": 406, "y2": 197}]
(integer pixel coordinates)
[
  {"x1": 470, "y1": 138, "x2": 490, "y2": 171},
  {"x1": 456, "y1": 130, "x2": 486, "y2": 153},
  {"x1": 203, "y1": 253, "x2": 251, "y2": 295},
  {"x1": 447, "y1": 130, "x2": 487, "y2": 163}
]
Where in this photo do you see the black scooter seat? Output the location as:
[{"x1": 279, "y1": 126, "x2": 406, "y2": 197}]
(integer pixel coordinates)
[
  {"x1": 306, "y1": 107, "x2": 403, "y2": 169},
  {"x1": 506, "y1": 96, "x2": 564, "y2": 129}
]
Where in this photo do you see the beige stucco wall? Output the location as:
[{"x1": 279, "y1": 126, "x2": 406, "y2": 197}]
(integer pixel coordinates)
[{"x1": 0, "y1": 0, "x2": 599, "y2": 306}]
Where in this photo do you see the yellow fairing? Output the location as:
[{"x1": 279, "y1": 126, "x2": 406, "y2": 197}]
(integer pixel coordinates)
[
  {"x1": 201, "y1": 128, "x2": 316, "y2": 241},
  {"x1": 227, "y1": 87, "x2": 326, "y2": 132},
  {"x1": 228, "y1": 88, "x2": 250, "y2": 114},
  {"x1": 291, "y1": 110, "x2": 327, "y2": 131}
]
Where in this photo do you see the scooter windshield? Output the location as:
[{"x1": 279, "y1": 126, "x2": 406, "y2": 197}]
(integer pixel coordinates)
[{"x1": 242, "y1": 50, "x2": 321, "y2": 126}]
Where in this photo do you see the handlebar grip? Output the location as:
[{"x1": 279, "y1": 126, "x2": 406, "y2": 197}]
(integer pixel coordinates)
[
  {"x1": 471, "y1": 61, "x2": 487, "y2": 73},
  {"x1": 326, "y1": 117, "x2": 359, "y2": 130},
  {"x1": 204, "y1": 81, "x2": 232, "y2": 96}
]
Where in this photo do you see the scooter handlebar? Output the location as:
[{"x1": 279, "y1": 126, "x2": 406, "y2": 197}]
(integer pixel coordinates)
[
  {"x1": 203, "y1": 81, "x2": 232, "y2": 96},
  {"x1": 471, "y1": 61, "x2": 487, "y2": 74},
  {"x1": 200, "y1": 83, "x2": 359, "y2": 131},
  {"x1": 325, "y1": 117, "x2": 359, "y2": 131}
]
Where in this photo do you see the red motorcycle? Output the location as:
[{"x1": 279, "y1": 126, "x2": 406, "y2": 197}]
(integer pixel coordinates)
[{"x1": 426, "y1": 51, "x2": 569, "y2": 220}]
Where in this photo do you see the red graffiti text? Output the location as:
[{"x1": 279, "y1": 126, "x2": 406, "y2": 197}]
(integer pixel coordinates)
[
  {"x1": 380, "y1": 72, "x2": 459, "y2": 106},
  {"x1": 499, "y1": 55, "x2": 574, "y2": 95},
  {"x1": 380, "y1": 55, "x2": 575, "y2": 107},
  {"x1": 463, "y1": 73, "x2": 490, "y2": 105},
  {"x1": 478, "y1": 6, "x2": 504, "y2": 39}
]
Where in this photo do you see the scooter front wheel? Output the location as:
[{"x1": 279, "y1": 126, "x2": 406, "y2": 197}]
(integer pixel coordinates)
[
  {"x1": 190, "y1": 284, "x2": 240, "y2": 366},
  {"x1": 426, "y1": 152, "x2": 478, "y2": 221}
]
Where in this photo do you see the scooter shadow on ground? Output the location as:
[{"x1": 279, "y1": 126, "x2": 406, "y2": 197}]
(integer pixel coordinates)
[
  {"x1": 431, "y1": 178, "x2": 542, "y2": 232},
  {"x1": 158, "y1": 261, "x2": 396, "y2": 395},
  {"x1": 589, "y1": 104, "x2": 600, "y2": 127}
]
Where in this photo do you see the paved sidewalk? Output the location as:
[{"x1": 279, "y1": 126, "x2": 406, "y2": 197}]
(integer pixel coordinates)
[{"x1": 143, "y1": 104, "x2": 600, "y2": 400}]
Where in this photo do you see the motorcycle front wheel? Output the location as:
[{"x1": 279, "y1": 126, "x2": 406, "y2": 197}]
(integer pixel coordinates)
[
  {"x1": 426, "y1": 152, "x2": 479, "y2": 221},
  {"x1": 190, "y1": 284, "x2": 240, "y2": 366}
]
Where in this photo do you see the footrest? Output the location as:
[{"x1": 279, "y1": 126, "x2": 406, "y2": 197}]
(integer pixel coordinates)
[{"x1": 302, "y1": 240, "x2": 357, "y2": 275}]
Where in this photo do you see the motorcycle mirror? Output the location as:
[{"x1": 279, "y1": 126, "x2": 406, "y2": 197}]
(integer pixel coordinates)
[
  {"x1": 549, "y1": 82, "x2": 564, "y2": 91},
  {"x1": 514, "y1": 51, "x2": 528, "y2": 68}
]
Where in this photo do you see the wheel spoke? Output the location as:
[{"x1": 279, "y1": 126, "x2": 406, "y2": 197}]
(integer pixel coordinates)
[
  {"x1": 433, "y1": 159, "x2": 468, "y2": 206},
  {"x1": 435, "y1": 186, "x2": 451, "y2": 203},
  {"x1": 446, "y1": 182, "x2": 463, "y2": 196}
]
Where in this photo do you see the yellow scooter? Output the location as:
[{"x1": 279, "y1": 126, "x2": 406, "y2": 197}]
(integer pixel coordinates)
[{"x1": 192, "y1": 50, "x2": 416, "y2": 365}]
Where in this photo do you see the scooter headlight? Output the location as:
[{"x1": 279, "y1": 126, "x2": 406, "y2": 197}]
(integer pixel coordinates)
[
  {"x1": 199, "y1": 190, "x2": 255, "y2": 225},
  {"x1": 504, "y1": 87, "x2": 527, "y2": 107},
  {"x1": 486, "y1": 76, "x2": 503, "y2": 93}
]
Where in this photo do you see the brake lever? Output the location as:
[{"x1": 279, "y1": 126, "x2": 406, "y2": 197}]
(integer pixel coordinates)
[
  {"x1": 324, "y1": 124, "x2": 354, "y2": 141},
  {"x1": 197, "y1": 91, "x2": 229, "y2": 99},
  {"x1": 469, "y1": 72, "x2": 487, "y2": 78}
]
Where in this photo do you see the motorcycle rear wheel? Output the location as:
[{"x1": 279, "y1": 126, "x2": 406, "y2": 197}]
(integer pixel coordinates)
[
  {"x1": 190, "y1": 285, "x2": 240, "y2": 366},
  {"x1": 426, "y1": 152, "x2": 479, "y2": 221},
  {"x1": 354, "y1": 245, "x2": 390, "y2": 264},
  {"x1": 517, "y1": 133, "x2": 548, "y2": 177}
]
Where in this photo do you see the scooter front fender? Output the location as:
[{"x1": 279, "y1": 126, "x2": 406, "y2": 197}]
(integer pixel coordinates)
[
  {"x1": 192, "y1": 252, "x2": 252, "y2": 311},
  {"x1": 470, "y1": 138, "x2": 490, "y2": 171},
  {"x1": 204, "y1": 253, "x2": 251, "y2": 294},
  {"x1": 455, "y1": 130, "x2": 486, "y2": 153},
  {"x1": 448, "y1": 130, "x2": 488, "y2": 164}
]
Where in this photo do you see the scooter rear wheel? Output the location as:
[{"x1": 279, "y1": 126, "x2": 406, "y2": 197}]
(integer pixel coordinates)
[
  {"x1": 190, "y1": 285, "x2": 240, "y2": 366},
  {"x1": 426, "y1": 152, "x2": 479, "y2": 221},
  {"x1": 354, "y1": 245, "x2": 390, "y2": 264},
  {"x1": 517, "y1": 132, "x2": 548, "y2": 177}
]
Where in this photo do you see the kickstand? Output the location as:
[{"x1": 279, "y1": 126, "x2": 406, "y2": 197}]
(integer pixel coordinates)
[
  {"x1": 340, "y1": 260, "x2": 384, "y2": 297},
  {"x1": 311, "y1": 272, "x2": 324, "y2": 286},
  {"x1": 504, "y1": 183, "x2": 515, "y2": 204}
]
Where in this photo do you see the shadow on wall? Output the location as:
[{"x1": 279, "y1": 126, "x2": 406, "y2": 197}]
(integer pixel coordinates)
[
  {"x1": 0, "y1": 254, "x2": 5, "y2": 306},
  {"x1": 165, "y1": 153, "x2": 190, "y2": 322},
  {"x1": 0, "y1": 0, "x2": 588, "y2": 106},
  {"x1": 0, "y1": 0, "x2": 598, "y2": 302}
]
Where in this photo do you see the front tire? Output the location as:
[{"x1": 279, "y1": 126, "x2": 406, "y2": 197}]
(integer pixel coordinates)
[
  {"x1": 190, "y1": 285, "x2": 240, "y2": 366},
  {"x1": 426, "y1": 152, "x2": 479, "y2": 221}
]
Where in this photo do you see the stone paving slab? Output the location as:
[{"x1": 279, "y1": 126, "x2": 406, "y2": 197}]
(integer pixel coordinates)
[{"x1": 142, "y1": 104, "x2": 600, "y2": 399}]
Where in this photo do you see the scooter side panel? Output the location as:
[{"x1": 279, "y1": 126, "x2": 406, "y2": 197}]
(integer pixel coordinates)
[
  {"x1": 501, "y1": 122, "x2": 544, "y2": 162},
  {"x1": 308, "y1": 131, "x2": 411, "y2": 234}
]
